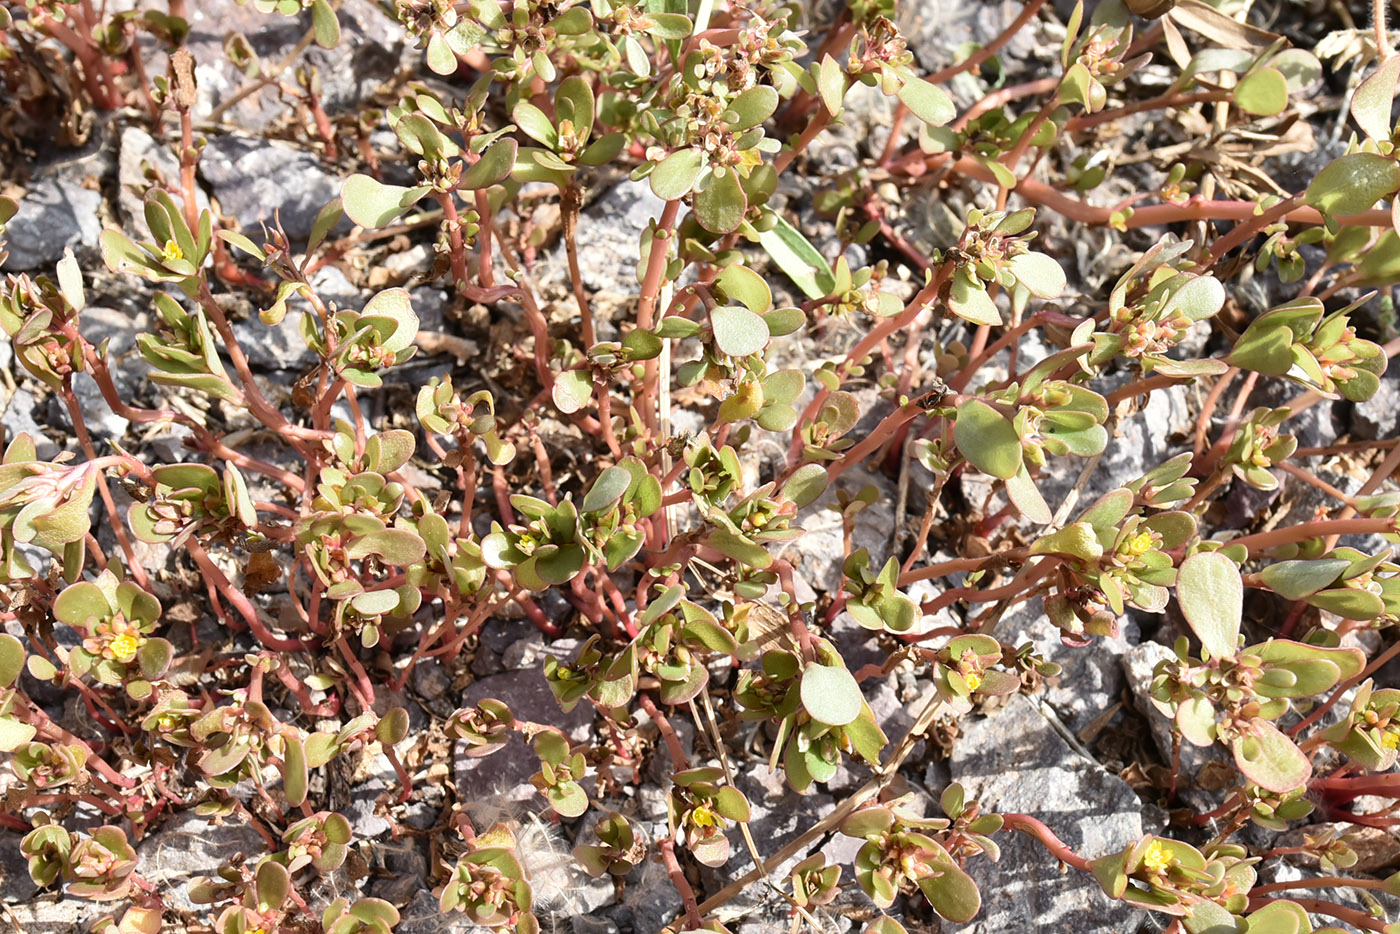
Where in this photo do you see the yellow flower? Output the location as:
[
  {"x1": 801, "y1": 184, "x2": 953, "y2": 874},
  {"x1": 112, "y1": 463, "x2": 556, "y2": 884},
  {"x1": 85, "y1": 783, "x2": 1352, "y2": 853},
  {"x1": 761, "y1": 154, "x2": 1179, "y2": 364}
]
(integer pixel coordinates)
[
  {"x1": 1125, "y1": 532, "x2": 1154, "y2": 557},
  {"x1": 109, "y1": 633, "x2": 141, "y2": 664},
  {"x1": 691, "y1": 805, "x2": 722, "y2": 829},
  {"x1": 1141, "y1": 839, "x2": 1172, "y2": 874},
  {"x1": 963, "y1": 671, "x2": 982, "y2": 692},
  {"x1": 1381, "y1": 728, "x2": 1400, "y2": 752},
  {"x1": 159, "y1": 239, "x2": 184, "y2": 264}
]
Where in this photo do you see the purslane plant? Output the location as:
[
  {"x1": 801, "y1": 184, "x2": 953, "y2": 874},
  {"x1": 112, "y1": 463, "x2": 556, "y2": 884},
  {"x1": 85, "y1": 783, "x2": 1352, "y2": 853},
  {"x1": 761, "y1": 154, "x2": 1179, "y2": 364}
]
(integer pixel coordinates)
[{"x1": 4, "y1": 0, "x2": 1400, "y2": 933}]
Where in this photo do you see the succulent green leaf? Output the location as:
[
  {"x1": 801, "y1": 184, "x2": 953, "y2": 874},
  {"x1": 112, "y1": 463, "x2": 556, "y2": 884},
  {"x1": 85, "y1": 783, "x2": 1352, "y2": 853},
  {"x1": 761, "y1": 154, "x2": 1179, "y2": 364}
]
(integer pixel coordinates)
[
  {"x1": 1352, "y1": 54, "x2": 1400, "y2": 141},
  {"x1": 1176, "y1": 695, "x2": 1216, "y2": 747},
  {"x1": 800, "y1": 664, "x2": 862, "y2": 726},
  {"x1": 1242, "y1": 899, "x2": 1311, "y2": 934},
  {"x1": 461, "y1": 139, "x2": 518, "y2": 189},
  {"x1": 1233, "y1": 67, "x2": 1288, "y2": 115},
  {"x1": 756, "y1": 214, "x2": 837, "y2": 299},
  {"x1": 552, "y1": 369, "x2": 594, "y2": 414},
  {"x1": 818, "y1": 55, "x2": 846, "y2": 115},
  {"x1": 645, "y1": 12, "x2": 692, "y2": 39},
  {"x1": 715, "y1": 264, "x2": 772, "y2": 314},
  {"x1": 1177, "y1": 552, "x2": 1242, "y2": 661},
  {"x1": 342, "y1": 175, "x2": 431, "y2": 228},
  {"x1": 711, "y1": 304, "x2": 770, "y2": 357},
  {"x1": 513, "y1": 102, "x2": 558, "y2": 148},
  {"x1": 949, "y1": 271, "x2": 1001, "y2": 326},
  {"x1": 726, "y1": 85, "x2": 779, "y2": 130},
  {"x1": 897, "y1": 76, "x2": 955, "y2": 127},
  {"x1": 256, "y1": 860, "x2": 291, "y2": 913},
  {"x1": 651, "y1": 149, "x2": 705, "y2": 200},
  {"x1": 713, "y1": 785, "x2": 750, "y2": 821},
  {"x1": 311, "y1": 0, "x2": 341, "y2": 48},
  {"x1": 1232, "y1": 720, "x2": 1311, "y2": 793},
  {"x1": 782, "y1": 463, "x2": 829, "y2": 509},
  {"x1": 0, "y1": 717, "x2": 36, "y2": 752},
  {"x1": 1258, "y1": 558, "x2": 1349, "y2": 599},
  {"x1": 582, "y1": 466, "x2": 632, "y2": 513},
  {"x1": 1006, "y1": 252, "x2": 1066, "y2": 299},
  {"x1": 1305, "y1": 153, "x2": 1400, "y2": 218},
  {"x1": 0, "y1": 634, "x2": 23, "y2": 687},
  {"x1": 283, "y1": 735, "x2": 308, "y2": 806},
  {"x1": 695, "y1": 166, "x2": 746, "y2": 233},
  {"x1": 954, "y1": 400, "x2": 1022, "y2": 479},
  {"x1": 916, "y1": 858, "x2": 981, "y2": 923},
  {"x1": 1005, "y1": 463, "x2": 1052, "y2": 524}
]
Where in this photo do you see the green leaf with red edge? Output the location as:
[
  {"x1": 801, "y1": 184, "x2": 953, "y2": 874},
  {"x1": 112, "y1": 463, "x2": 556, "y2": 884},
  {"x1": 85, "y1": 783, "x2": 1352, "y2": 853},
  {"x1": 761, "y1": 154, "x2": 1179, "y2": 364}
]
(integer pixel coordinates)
[
  {"x1": 1352, "y1": 54, "x2": 1400, "y2": 141},
  {"x1": 548, "y1": 782, "x2": 588, "y2": 817},
  {"x1": 202, "y1": 739, "x2": 252, "y2": 776},
  {"x1": 690, "y1": 833, "x2": 731, "y2": 868},
  {"x1": 53, "y1": 581, "x2": 111, "y2": 628},
  {"x1": 1176, "y1": 695, "x2": 1216, "y2": 747},
  {"x1": 1232, "y1": 719, "x2": 1311, "y2": 793}
]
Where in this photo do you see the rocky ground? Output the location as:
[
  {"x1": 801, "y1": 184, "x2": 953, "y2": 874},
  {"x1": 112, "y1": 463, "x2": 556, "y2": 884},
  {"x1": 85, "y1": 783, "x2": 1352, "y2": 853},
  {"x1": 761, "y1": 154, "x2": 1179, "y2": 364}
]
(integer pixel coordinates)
[{"x1": 3, "y1": 1, "x2": 1400, "y2": 933}]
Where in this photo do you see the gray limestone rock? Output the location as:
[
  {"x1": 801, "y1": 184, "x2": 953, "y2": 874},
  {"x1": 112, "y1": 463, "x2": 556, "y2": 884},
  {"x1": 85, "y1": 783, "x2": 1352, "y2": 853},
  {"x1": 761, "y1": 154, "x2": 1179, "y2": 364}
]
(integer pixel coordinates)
[
  {"x1": 948, "y1": 695, "x2": 1145, "y2": 934},
  {"x1": 2, "y1": 176, "x2": 104, "y2": 272},
  {"x1": 201, "y1": 135, "x2": 341, "y2": 241},
  {"x1": 1003, "y1": 597, "x2": 1139, "y2": 735},
  {"x1": 544, "y1": 179, "x2": 665, "y2": 323},
  {"x1": 137, "y1": 812, "x2": 270, "y2": 912}
]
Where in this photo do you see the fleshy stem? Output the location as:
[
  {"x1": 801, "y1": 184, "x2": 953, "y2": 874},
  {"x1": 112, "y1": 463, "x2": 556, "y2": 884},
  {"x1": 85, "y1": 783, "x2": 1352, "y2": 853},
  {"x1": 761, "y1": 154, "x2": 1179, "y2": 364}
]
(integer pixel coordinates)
[{"x1": 1000, "y1": 813, "x2": 1092, "y2": 872}]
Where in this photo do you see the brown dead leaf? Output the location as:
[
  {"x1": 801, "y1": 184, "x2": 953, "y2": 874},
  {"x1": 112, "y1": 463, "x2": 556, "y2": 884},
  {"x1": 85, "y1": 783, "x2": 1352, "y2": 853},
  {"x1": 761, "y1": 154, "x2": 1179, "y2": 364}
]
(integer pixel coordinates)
[{"x1": 242, "y1": 551, "x2": 282, "y2": 596}]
